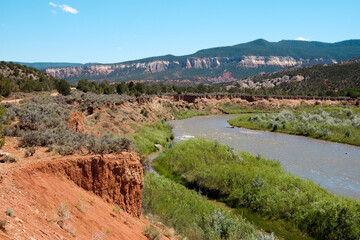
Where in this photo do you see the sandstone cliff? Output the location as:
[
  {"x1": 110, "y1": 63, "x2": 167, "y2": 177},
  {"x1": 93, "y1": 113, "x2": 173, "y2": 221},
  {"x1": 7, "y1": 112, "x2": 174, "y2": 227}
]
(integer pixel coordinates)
[{"x1": 45, "y1": 56, "x2": 337, "y2": 83}]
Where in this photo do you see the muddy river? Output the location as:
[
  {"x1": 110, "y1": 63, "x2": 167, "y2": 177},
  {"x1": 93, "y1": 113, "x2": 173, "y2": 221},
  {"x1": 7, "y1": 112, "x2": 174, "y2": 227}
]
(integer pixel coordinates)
[{"x1": 170, "y1": 115, "x2": 360, "y2": 199}]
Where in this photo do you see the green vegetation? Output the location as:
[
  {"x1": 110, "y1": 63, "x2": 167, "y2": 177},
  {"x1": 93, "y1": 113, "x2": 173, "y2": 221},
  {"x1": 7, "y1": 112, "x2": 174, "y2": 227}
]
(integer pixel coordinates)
[
  {"x1": 0, "y1": 100, "x2": 5, "y2": 148},
  {"x1": 143, "y1": 225, "x2": 162, "y2": 240},
  {"x1": 142, "y1": 173, "x2": 260, "y2": 240},
  {"x1": 218, "y1": 102, "x2": 267, "y2": 114},
  {"x1": 5, "y1": 209, "x2": 13, "y2": 217},
  {"x1": 153, "y1": 138, "x2": 360, "y2": 240},
  {"x1": 228, "y1": 105, "x2": 360, "y2": 146},
  {"x1": 191, "y1": 39, "x2": 360, "y2": 60},
  {"x1": 173, "y1": 109, "x2": 209, "y2": 119},
  {"x1": 130, "y1": 122, "x2": 174, "y2": 155},
  {"x1": 1, "y1": 95, "x2": 133, "y2": 155},
  {"x1": 242, "y1": 61, "x2": 360, "y2": 96},
  {"x1": 113, "y1": 205, "x2": 121, "y2": 214},
  {"x1": 0, "y1": 61, "x2": 62, "y2": 97},
  {"x1": 77, "y1": 78, "x2": 224, "y2": 96},
  {"x1": 57, "y1": 79, "x2": 71, "y2": 96}
]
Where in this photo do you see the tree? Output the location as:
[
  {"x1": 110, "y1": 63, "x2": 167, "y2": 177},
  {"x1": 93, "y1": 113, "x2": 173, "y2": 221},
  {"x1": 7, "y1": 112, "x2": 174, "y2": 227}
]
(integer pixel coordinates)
[
  {"x1": 116, "y1": 82, "x2": 128, "y2": 95},
  {"x1": 0, "y1": 101, "x2": 6, "y2": 148},
  {"x1": 77, "y1": 79, "x2": 90, "y2": 93},
  {"x1": 57, "y1": 79, "x2": 71, "y2": 96},
  {"x1": 135, "y1": 82, "x2": 147, "y2": 94},
  {"x1": 0, "y1": 74, "x2": 11, "y2": 97}
]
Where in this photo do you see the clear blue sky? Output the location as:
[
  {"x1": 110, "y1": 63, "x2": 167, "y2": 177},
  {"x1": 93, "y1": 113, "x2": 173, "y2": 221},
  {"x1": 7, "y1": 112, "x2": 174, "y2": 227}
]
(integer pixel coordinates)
[{"x1": 1, "y1": 0, "x2": 359, "y2": 63}]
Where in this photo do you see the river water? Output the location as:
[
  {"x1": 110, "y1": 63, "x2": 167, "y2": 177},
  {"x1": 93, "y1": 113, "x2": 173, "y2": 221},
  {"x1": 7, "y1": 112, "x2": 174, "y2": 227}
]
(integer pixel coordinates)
[{"x1": 170, "y1": 115, "x2": 360, "y2": 199}]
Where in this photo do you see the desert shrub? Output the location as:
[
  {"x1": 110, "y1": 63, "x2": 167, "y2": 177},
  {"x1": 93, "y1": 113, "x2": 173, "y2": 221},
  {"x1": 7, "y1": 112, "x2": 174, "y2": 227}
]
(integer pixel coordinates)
[
  {"x1": 3, "y1": 126, "x2": 22, "y2": 137},
  {"x1": 5, "y1": 209, "x2": 13, "y2": 217},
  {"x1": 144, "y1": 225, "x2": 161, "y2": 240},
  {"x1": 0, "y1": 154, "x2": 18, "y2": 163},
  {"x1": 19, "y1": 126, "x2": 133, "y2": 155},
  {"x1": 141, "y1": 108, "x2": 149, "y2": 118},
  {"x1": 25, "y1": 146, "x2": 36, "y2": 157},
  {"x1": 229, "y1": 106, "x2": 360, "y2": 146},
  {"x1": 17, "y1": 103, "x2": 71, "y2": 130},
  {"x1": 57, "y1": 202, "x2": 71, "y2": 220},
  {"x1": 105, "y1": 109, "x2": 115, "y2": 118},
  {"x1": 94, "y1": 111, "x2": 101, "y2": 121},
  {"x1": 113, "y1": 206, "x2": 121, "y2": 214}
]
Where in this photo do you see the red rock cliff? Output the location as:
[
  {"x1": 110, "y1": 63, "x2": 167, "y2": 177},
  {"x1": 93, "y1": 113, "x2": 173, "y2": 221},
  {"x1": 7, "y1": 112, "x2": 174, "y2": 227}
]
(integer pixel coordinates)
[{"x1": 27, "y1": 153, "x2": 144, "y2": 217}]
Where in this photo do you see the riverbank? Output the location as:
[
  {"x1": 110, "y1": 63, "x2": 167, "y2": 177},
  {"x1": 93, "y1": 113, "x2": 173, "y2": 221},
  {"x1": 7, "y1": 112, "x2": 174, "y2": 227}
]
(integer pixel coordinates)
[
  {"x1": 228, "y1": 105, "x2": 360, "y2": 146},
  {"x1": 153, "y1": 138, "x2": 360, "y2": 240}
]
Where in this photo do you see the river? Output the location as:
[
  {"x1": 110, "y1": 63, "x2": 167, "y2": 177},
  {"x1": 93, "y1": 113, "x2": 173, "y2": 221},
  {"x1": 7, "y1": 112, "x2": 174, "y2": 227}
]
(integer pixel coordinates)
[{"x1": 170, "y1": 115, "x2": 360, "y2": 199}]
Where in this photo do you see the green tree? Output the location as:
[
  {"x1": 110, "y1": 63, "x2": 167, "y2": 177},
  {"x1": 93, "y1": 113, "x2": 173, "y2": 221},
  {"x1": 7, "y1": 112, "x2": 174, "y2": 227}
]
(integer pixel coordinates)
[
  {"x1": 77, "y1": 79, "x2": 90, "y2": 92},
  {"x1": 0, "y1": 100, "x2": 6, "y2": 148},
  {"x1": 57, "y1": 79, "x2": 71, "y2": 96},
  {"x1": 116, "y1": 82, "x2": 128, "y2": 95},
  {"x1": 0, "y1": 74, "x2": 11, "y2": 97},
  {"x1": 135, "y1": 82, "x2": 147, "y2": 94}
]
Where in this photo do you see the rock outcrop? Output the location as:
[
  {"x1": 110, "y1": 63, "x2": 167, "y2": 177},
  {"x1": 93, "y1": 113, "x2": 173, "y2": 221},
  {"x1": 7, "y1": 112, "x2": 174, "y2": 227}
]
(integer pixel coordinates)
[{"x1": 226, "y1": 74, "x2": 306, "y2": 90}]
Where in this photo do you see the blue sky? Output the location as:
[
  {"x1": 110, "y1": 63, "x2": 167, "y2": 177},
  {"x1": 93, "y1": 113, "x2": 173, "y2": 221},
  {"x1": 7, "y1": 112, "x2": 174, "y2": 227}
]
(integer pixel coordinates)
[{"x1": 1, "y1": 0, "x2": 359, "y2": 63}]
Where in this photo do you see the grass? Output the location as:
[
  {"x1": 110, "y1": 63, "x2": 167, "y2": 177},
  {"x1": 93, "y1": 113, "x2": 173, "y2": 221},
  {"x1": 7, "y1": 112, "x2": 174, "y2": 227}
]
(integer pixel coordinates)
[
  {"x1": 142, "y1": 172, "x2": 260, "y2": 240},
  {"x1": 130, "y1": 122, "x2": 174, "y2": 155},
  {"x1": 172, "y1": 109, "x2": 209, "y2": 119},
  {"x1": 153, "y1": 138, "x2": 360, "y2": 240},
  {"x1": 218, "y1": 102, "x2": 268, "y2": 114},
  {"x1": 228, "y1": 105, "x2": 360, "y2": 146}
]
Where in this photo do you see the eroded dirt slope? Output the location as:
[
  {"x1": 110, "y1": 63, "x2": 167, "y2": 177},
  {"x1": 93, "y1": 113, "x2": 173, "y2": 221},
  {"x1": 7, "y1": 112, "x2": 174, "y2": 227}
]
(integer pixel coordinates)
[{"x1": 0, "y1": 152, "x2": 163, "y2": 240}]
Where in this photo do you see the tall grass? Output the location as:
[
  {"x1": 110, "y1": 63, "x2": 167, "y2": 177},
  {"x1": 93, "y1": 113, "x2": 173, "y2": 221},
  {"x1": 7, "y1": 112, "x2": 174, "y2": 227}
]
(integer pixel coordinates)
[
  {"x1": 228, "y1": 105, "x2": 360, "y2": 146},
  {"x1": 130, "y1": 122, "x2": 174, "y2": 155},
  {"x1": 153, "y1": 138, "x2": 360, "y2": 240},
  {"x1": 142, "y1": 173, "x2": 260, "y2": 240},
  {"x1": 218, "y1": 102, "x2": 267, "y2": 114}
]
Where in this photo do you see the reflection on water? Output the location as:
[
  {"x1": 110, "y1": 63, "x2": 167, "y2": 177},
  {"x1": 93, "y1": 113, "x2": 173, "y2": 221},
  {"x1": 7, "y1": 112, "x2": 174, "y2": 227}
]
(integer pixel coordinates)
[{"x1": 170, "y1": 115, "x2": 360, "y2": 199}]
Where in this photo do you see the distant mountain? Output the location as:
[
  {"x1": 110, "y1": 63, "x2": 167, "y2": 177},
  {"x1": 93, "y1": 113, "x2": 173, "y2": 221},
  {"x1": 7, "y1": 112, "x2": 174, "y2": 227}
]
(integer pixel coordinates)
[
  {"x1": 43, "y1": 39, "x2": 360, "y2": 84},
  {"x1": 16, "y1": 62, "x2": 83, "y2": 70}
]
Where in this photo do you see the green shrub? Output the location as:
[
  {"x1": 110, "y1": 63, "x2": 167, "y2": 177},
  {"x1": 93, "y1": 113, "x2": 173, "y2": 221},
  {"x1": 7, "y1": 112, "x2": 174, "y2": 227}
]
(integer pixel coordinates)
[
  {"x1": 154, "y1": 138, "x2": 360, "y2": 240},
  {"x1": 229, "y1": 106, "x2": 360, "y2": 146},
  {"x1": 5, "y1": 209, "x2": 13, "y2": 217},
  {"x1": 144, "y1": 225, "x2": 161, "y2": 240},
  {"x1": 142, "y1": 173, "x2": 259, "y2": 240},
  {"x1": 130, "y1": 122, "x2": 173, "y2": 155}
]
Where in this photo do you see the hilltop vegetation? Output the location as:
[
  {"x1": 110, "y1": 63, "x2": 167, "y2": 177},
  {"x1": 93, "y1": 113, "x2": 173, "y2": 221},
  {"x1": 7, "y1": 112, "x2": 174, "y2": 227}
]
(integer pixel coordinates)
[
  {"x1": 252, "y1": 61, "x2": 360, "y2": 95},
  {"x1": 153, "y1": 138, "x2": 360, "y2": 240},
  {"x1": 0, "y1": 61, "x2": 69, "y2": 97},
  {"x1": 191, "y1": 39, "x2": 360, "y2": 60}
]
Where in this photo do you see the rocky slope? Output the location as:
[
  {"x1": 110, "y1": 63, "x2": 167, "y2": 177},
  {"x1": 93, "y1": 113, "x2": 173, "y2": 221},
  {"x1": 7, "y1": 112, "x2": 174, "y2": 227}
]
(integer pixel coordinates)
[
  {"x1": 224, "y1": 57, "x2": 360, "y2": 92},
  {"x1": 44, "y1": 39, "x2": 360, "y2": 83}
]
